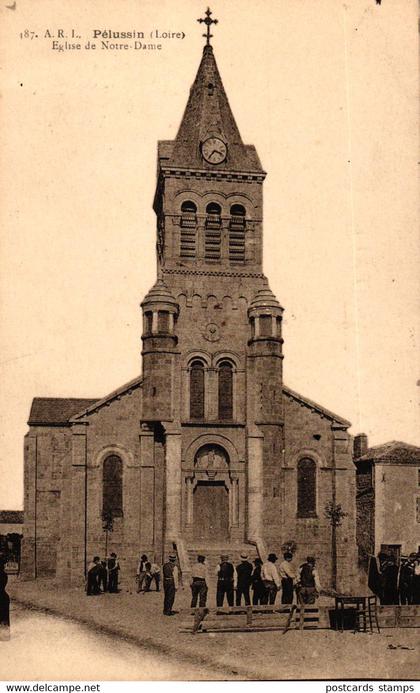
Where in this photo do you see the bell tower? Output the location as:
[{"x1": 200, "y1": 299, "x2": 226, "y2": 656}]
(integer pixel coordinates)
[
  {"x1": 141, "y1": 8, "x2": 284, "y2": 551},
  {"x1": 152, "y1": 23, "x2": 266, "y2": 277}
]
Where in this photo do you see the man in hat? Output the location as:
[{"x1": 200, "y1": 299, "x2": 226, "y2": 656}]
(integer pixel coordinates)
[
  {"x1": 98, "y1": 558, "x2": 108, "y2": 593},
  {"x1": 261, "y1": 553, "x2": 281, "y2": 604},
  {"x1": 278, "y1": 551, "x2": 297, "y2": 604},
  {"x1": 251, "y1": 557, "x2": 266, "y2": 605},
  {"x1": 190, "y1": 554, "x2": 208, "y2": 608},
  {"x1": 147, "y1": 561, "x2": 161, "y2": 592},
  {"x1": 107, "y1": 552, "x2": 120, "y2": 593},
  {"x1": 412, "y1": 553, "x2": 420, "y2": 605},
  {"x1": 399, "y1": 554, "x2": 416, "y2": 605},
  {"x1": 162, "y1": 553, "x2": 179, "y2": 615},
  {"x1": 215, "y1": 554, "x2": 235, "y2": 607},
  {"x1": 235, "y1": 553, "x2": 253, "y2": 606},
  {"x1": 136, "y1": 553, "x2": 149, "y2": 593},
  {"x1": 298, "y1": 556, "x2": 321, "y2": 604}
]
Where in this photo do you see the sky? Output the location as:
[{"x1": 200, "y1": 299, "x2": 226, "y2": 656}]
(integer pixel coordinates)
[{"x1": 0, "y1": 0, "x2": 418, "y2": 509}]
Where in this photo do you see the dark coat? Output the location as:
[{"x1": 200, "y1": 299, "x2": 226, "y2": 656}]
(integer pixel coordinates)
[{"x1": 236, "y1": 561, "x2": 253, "y2": 587}]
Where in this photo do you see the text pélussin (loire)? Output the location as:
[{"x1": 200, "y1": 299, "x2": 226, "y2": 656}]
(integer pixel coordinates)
[{"x1": 92, "y1": 30, "x2": 184, "y2": 39}]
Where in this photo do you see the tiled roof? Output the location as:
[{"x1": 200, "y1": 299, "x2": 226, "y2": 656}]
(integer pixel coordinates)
[
  {"x1": 355, "y1": 441, "x2": 420, "y2": 466},
  {"x1": 0, "y1": 510, "x2": 24, "y2": 524},
  {"x1": 28, "y1": 398, "x2": 99, "y2": 425}
]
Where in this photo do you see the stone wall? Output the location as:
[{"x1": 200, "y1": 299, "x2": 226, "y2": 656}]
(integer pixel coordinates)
[
  {"x1": 355, "y1": 461, "x2": 374, "y2": 567},
  {"x1": 21, "y1": 426, "x2": 72, "y2": 578},
  {"x1": 280, "y1": 394, "x2": 357, "y2": 592},
  {"x1": 375, "y1": 463, "x2": 420, "y2": 556}
]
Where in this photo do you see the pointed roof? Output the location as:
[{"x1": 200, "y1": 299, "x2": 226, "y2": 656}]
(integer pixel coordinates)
[{"x1": 168, "y1": 45, "x2": 263, "y2": 173}]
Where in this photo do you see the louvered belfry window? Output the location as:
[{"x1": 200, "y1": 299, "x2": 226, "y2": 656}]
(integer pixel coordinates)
[
  {"x1": 218, "y1": 361, "x2": 233, "y2": 420},
  {"x1": 297, "y1": 458, "x2": 316, "y2": 518},
  {"x1": 180, "y1": 201, "x2": 197, "y2": 258},
  {"x1": 229, "y1": 204, "x2": 246, "y2": 262},
  {"x1": 190, "y1": 360, "x2": 205, "y2": 419},
  {"x1": 205, "y1": 203, "x2": 221, "y2": 260},
  {"x1": 103, "y1": 455, "x2": 123, "y2": 518}
]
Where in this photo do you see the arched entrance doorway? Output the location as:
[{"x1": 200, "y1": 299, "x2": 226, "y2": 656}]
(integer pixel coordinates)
[{"x1": 189, "y1": 445, "x2": 233, "y2": 542}]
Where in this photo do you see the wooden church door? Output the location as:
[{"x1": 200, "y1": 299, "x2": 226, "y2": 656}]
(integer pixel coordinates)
[{"x1": 193, "y1": 481, "x2": 229, "y2": 542}]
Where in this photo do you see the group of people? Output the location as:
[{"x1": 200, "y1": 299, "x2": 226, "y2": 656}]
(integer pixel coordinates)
[
  {"x1": 369, "y1": 551, "x2": 420, "y2": 605},
  {"x1": 399, "y1": 553, "x2": 420, "y2": 604},
  {"x1": 130, "y1": 550, "x2": 322, "y2": 615},
  {"x1": 86, "y1": 553, "x2": 120, "y2": 595},
  {"x1": 136, "y1": 554, "x2": 161, "y2": 593},
  {"x1": 189, "y1": 551, "x2": 322, "y2": 611}
]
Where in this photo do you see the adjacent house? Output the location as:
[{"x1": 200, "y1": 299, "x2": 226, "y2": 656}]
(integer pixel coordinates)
[{"x1": 354, "y1": 434, "x2": 420, "y2": 566}]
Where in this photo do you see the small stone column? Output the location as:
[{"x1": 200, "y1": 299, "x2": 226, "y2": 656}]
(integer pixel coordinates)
[
  {"x1": 165, "y1": 432, "x2": 182, "y2": 541},
  {"x1": 230, "y1": 476, "x2": 239, "y2": 526},
  {"x1": 21, "y1": 433, "x2": 37, "y2": 579},
  {"x1": 185, "y1": 476, "x2": 194, "y2": 526},
  {"x1": 70, "y1": 423, "x2": 88, "y2": 586},
  {"x1": 247, "y1": 430, "x2": 264, "y2": 540}
]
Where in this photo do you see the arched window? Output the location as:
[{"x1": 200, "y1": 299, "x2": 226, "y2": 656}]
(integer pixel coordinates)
[
  {"x1": 103, "y1": 455, "x2": 123, "y2": 518},
  {"x1": 205, "y1": 202, "x2": 221, "y2": 260},
  {"x1": 180, "y1": 201, "x2": 197, "y2": 258},
  {"x1": 297, "y1": 458, "x2": 317, "y2": 518},
  {"x1": 218, "y1": 361, "x2": 233, "y2": 420},
  {"x1": 190, "y1": 360, "x2": 205, "y2": 419},
  {"x1": 229, "y1": 204, "x2": 246, "y2": 262}
]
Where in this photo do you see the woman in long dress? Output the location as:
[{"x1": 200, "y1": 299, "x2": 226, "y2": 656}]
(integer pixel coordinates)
[
  {"x1": 0, "y1": 558, "x2": 10, "y2": 640},
  {"x1": 86, "y1": 556, "x2": 101, "y2": 596}
]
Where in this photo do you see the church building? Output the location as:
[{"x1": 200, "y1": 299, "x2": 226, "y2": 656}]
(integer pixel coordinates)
[{"x1": 22, "y1": 13, "x2": 358, "y2": 591}]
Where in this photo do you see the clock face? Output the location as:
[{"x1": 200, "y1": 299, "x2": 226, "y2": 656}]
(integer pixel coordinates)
[{"x1": 201, "y1": 137, "x2": 227, "y2": 164}]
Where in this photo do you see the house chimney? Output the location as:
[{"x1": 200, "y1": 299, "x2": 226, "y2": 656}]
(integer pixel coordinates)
[{"x1": 354, "y1": 433, "x2": 368, "y2": 459}]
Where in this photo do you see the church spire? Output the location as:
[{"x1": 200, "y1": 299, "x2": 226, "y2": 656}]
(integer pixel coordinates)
[{"x1": 167, "y1": 13, "x2": 263, "y2": 174}]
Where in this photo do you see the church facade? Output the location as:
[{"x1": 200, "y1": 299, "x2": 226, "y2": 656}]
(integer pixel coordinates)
[{"x1": 22, "y1": 37, "x2": 357, "y2": 590}]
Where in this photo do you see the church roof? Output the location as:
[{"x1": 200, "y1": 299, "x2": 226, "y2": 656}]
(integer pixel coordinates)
[
  {"x1": 28, "y1": 382, "x2": 351, "y2": 428},
  {"x1": 167, "y1": 45, "x2": 263, "y2": 173},
  {"x1": 69, "y1": 375, "x2": 143, "y2": 421},
  {"x1": 28, "y1": 398, "x2": 99, "y2": 426},
  {"x1": 355, "y1": 441, "x2": 420, "y2": 466},
  {"x1": 0, "y1": 510, "x2": 23, "y2": 524},
  {"x1": 283, "y1": 385, "x2": 351, "y2": 427}
]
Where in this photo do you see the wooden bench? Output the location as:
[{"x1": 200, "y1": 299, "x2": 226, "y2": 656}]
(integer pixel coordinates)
[{"x1": 179, "y1": 604, "x2": 320, "y2": 633}]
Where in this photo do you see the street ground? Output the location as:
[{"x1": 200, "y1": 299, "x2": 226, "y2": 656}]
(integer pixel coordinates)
[
  {"x1": 1, "y1": 603, "x2": 238, "y2": 680},
  {"x1": 6, "y1": 576, "x2": 420, "y2": 681}
]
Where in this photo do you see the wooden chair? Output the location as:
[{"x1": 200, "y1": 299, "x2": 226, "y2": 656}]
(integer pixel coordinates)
[
  {"x1": 335, "y1": 596, "x2": 366, "y2": 632},
  {"x1": 367, "y1": 595, "x2": 380, "y2": 633}
]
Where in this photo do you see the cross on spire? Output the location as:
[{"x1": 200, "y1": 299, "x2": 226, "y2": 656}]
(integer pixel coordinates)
[{"x1": 197, "y1": 7, "x2": 218, "y2": 46}]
